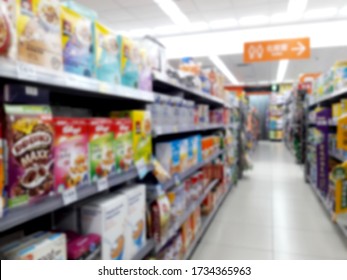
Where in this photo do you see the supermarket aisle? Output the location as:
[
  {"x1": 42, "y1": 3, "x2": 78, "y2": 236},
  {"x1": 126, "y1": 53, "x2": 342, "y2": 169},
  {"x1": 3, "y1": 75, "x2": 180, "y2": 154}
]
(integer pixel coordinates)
[{"x1": 192, "y1": 142, "x2": 347, "y2": 260}]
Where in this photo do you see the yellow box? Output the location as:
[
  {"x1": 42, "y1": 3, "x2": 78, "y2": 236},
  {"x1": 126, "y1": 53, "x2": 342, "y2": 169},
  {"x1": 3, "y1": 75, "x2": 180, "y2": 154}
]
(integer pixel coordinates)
[
  {"x1": 16, "y1": 0, "x2": 62, "y2": 70},
  {"x1": 341, "y1": 99, "x2": 347, "y2": 115},
  {"x1": 332, "y1": 103, "x2": 342, "y2": 118}
]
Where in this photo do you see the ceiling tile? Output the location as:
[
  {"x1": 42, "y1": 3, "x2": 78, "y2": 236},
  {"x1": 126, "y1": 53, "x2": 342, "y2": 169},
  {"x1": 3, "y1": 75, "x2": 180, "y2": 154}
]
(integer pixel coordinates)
[
  {"x1": 115, "y1": 0, "x2": 154, "y2": 7},
  {"x1": 140, "y1": 17, "x2": 173, "y2": 28},
  {"x1": 200, "y1": 8, "x2": 237, "y2": 21},
  {"x1": 125, "y1": 4, "x2": 166, "y2": 20},
  {"x1": 193, "y1": 0, "x2": 233, "y2": 11},
  {"x1": 176, "y1": 0, "x2": 199, "y2": 13},
  {"x1": 101, "y1": 9, "x2": 135, "y2": 22},
  {"x1": 77, "y1": 0, "x2": 120, "y2": 12}
]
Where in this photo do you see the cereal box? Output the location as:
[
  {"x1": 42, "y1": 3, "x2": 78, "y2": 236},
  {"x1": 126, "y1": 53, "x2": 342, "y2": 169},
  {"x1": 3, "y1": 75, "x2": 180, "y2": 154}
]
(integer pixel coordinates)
[
  {"x1": 88, "y1": 118, "x2": 115, "y2": 182},
  {"x1": 94, "y1": 22, "x2": 120, "y2": 84},
  {"x1": 113, "y1": 118, "x2": 133, "y2": 172},
  {"x1": 54, "y1": 117, "x2": 88, "y2": 193},
  {"x1": 155, "y1": 140, "x2": 181, "y2": 176},
  {"x1": 120, "y1": 36, "x2": 139, "y2": 88},
  {"x1": 111, "y1": 111, "x2": 152, "y2": 164},
  {"x1": 0, "y1": 0, "x2": 16, "y2": 59},
  {"x1": 4, "y1": 105, "x2": 54, "y2": 208},
  {"x1": 122, "y1": 184, "x2": 146, "y2": 259},
  {"x1": 81, "y1": 193, "x2": 128, "y2": 260},
  {"x1": 192, "y1": 135, "x2": 202, "y2": 164},
  {"x1": 61, "y1": 6, "x2": 93, "y2": 77},
  {"x1": 16, "y1": 0, "x2": 62, "y2": 70}
]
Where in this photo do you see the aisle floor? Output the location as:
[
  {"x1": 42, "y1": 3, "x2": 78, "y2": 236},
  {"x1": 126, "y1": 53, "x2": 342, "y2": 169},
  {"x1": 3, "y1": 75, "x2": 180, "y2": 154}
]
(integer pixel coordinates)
[{"x1": 192, "y1": 142, "x2": 347, "y2": 260}]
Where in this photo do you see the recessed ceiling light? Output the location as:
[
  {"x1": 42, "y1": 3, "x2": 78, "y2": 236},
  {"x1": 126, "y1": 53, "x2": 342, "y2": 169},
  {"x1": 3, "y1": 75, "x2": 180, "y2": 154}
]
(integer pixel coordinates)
[
  {"x1": 239, "y1": 15, "x2": 270, "y2": 26},
  {"x1": 287, "y1": 0, "x2": 308, "y2": 15},
  {"x1": 209, "y1": 55, "x2": 239, "y2": 85},
  {"x1": 154, "y1": 0, "x2": 190, "y2": 26},
  {"x1": 271, "y1": 13, "x2": 302, "y2": 23},
  {"x1": 304, "y1": 8, "x2": 338, "y2": 19},
  {"x1": 209, "y1": 18, "x2": 238, "y2": 29},
  {"x1": 277, "y1": 60, "x2": 289, "y2": 83}
]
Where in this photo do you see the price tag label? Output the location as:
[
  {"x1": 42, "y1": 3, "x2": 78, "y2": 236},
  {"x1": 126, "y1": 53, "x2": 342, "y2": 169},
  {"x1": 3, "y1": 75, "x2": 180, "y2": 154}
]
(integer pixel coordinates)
[
  {"x1": 135, "y1": 158, "x2": 149, "y2": 180},
  {"x1": 97, "y1": 177, "x2": 109, "y2": 192},
  {"x1": 16, "y1": 62, "x2": 37, "y2": 81},
  {"x1": 62, "y1": 188, "x2": 78, "y2": 206}
]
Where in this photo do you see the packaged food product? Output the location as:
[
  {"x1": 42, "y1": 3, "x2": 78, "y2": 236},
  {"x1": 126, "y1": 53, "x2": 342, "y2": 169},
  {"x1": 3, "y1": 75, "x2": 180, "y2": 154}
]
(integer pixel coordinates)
[
  {"x1": 120, "y1": 36, "x2": 139, "y2": 88},
  {"x1": 140, "y1": 36, "x2": 166, "y2": 74},
  {"x1": 334, "y1": 61, "x2": 347, "y2": 91},
  {"x1": 88, "y1": 118, "x2": 115, "y2": 182},
  {"x1": 122, "y1": 184, "x2": 146, "y2": 259},
  {"x1": 54, "y1": 117, "x2": 88, "y2": 192},
  {"x1": 151, "y1": 194, "x2": 171, "y2": 244},
  {"x1": 192, "y1": 135, "x2": 202, "y2": 164},
  {"x1": 93, "y1": 22, "x2": 120, "y2": 84},
  {"x1": 113, "y1": 118, "x2": 133, "y2": 172},
  {"x1": 16, "y1": 0, "x2": 63, "y2": 70},
  {"x1": 67, "y1": 233, "x2": 101, "y2": 260},
  {"x1": 155, "y1": 140, "x2": 181, "y2": 176},
  {"x1": 138, "y1": 46, "x2": 152, "y2": 91},
  {"x1": 0, "y1": 0, "x2": 16, "y2": 59},
  {"x1": 4, "y1": 105, "x2": 54, "y2": 208},
  {"x1": 61, "y1": 6, "x2": 93, "y2": 77},
  {"x1": 81, "y1": 193, "x2": 127, "y2": 260}
]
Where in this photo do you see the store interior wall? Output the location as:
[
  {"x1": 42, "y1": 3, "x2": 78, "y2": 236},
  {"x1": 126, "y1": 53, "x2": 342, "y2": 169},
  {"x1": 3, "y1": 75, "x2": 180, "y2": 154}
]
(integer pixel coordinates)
[{"x1": 249, "y1": 95, "x2": 270, "y2": 140}]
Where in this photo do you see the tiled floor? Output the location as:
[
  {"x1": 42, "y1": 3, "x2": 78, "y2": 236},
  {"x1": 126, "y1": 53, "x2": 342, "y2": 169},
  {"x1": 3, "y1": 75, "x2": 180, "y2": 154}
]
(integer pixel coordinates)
[{"x1": 192, "y1": 142, "x2": 347, "y2": 260}]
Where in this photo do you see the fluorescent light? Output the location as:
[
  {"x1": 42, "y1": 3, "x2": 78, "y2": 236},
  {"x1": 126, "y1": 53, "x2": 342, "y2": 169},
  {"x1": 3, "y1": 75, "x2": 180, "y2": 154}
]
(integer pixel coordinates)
[
  {"x1": 153, "y1": 25, "x2": 183, "y2": 36},
  {"x1": 288, "y1": 0, "x2": 307, "y2": 15},
  {"x1": 209, "y1": 55, "x2": 239, "y2": 85},
  {"x1": 154, "y1": 0, "x2": 190, "y2": 25},
  {"x1": 304, "y1": 8, "x2": 338, "y2": 19},
  {"x1": 271, "y1": 13, "x2": 301, "y2": 23},
  {"x1": 239, "y1": 15, "x2": 269, "y2": 26},
  {"x1": 340, "y1": 6, "x2": 347, "y2": 16},
  {"x1": 277, "y1": 60, "x2": 289, "y2": 83},
  {"x1": 209, "y1": 18, "x2": 238, "y2": 29},
  {"x1": 185, "y1": 22, "x2": 209, "y2": 33}
]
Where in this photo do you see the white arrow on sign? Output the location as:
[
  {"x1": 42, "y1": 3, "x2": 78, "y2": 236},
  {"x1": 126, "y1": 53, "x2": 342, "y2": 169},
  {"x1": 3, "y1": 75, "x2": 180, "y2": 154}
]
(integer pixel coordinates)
[{"x1": 291, "y1": 41, "x2": 306, "y2": 56}]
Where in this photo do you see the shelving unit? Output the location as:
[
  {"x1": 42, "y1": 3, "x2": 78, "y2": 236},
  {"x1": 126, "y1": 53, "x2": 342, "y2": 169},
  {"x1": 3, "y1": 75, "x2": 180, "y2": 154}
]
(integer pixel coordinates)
[
  {"x1": 153, "y1": 124, "x2": 226, "y2": 137},
  {"x1": 307, "y1": 87, "x2": 347, "y2": 108}
]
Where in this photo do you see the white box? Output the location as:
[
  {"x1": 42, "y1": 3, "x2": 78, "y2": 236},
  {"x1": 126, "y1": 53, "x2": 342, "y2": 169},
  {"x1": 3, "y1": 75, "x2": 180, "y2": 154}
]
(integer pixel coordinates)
[
  {"x1": 122, "y1": 184, "x2": 146, "y2": 259},
  {"x1": 81, "y1": 193, "x2": 128, "y2": 260}
]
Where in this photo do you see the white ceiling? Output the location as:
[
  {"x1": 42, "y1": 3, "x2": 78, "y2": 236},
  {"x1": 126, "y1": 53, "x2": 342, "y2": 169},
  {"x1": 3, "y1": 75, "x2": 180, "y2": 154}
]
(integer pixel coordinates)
[{"x1": 74, "y1": 0, "x2": 347, "y2": 84}]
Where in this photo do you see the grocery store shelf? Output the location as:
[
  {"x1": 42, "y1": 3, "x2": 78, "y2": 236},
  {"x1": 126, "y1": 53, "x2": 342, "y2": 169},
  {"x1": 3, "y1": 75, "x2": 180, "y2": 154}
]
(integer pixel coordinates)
[
  {"x1": 153, "y1": 123, "x2": 225, "y2": 137},
  {"x1": 0, "y1": 59, "x2": 154, "y2": 103},
  {"x1": 308, "y1": 179, "x2": 333, "y2": 217},
  {"x1": 336, "y1": 214, "x2": 347, "y2": 238},
  {"x1": 307, "y1": 87, "x2": 347, "y2": 108},
  {"x1": 329, "y1": 150, "x2": 345, "y2": 162},
  {"x1": 161, "y1": 150, "x2": 223, "y2": 192},
  {"x1": 156, "y1": 179, "x2": 220, "y2": 253},
  {"x1": 0, "y1": 165, "x2": 153, "y2": 232},
  {"x1": 153, "y1": 71, "x2": 225, "y2": 107},
  {"x1": 184, "y1": 184, "x2": 231, "y2": 259},
  {"x1": 132, "y1": 239, "x2": 155, "y2": 260}
]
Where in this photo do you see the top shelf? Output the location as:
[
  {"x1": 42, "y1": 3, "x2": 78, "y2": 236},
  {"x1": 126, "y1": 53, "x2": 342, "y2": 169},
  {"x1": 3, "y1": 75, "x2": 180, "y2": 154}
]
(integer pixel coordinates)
[
  {"x1": 0, "y1": 59, "x2": 155, "y2": 103},
  {"x1": 153, "y1": 71, "x2": 228, "y2": 108},
  {"x1": 307, "y1": 87, "x2": 347, "y2": 109}
]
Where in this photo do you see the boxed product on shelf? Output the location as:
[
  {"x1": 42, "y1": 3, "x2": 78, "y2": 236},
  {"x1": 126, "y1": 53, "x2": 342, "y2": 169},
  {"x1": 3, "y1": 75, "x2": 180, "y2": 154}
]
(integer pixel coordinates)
[
  {"x1": 81, "y1": 193, "x2": 127, "y2": 260},
  {"x1": 61, "y1": 5, "x2": 93, "y2": 77},
  {"x1": 150, "y1": 194, "x2": 171, "y2": 244},
  {"x1": 4, "y1": 105, "x2": 54, "y2": 208},
  {"x1": 113, "y1": 117, "x2": 134, "y2": 172},
  {"x1": 201, "y1": 191, "x2": 214, "y2": 215},
  {"x1": 66, "y1": 232, "x2": 101, "y2": 260},
  {"x1": 16, "y1": 0, "x2": 63, "y2": 71},
  {"x1": 181, "y1": 217, "x2": 193, "y2": 253},
  {"x1": 0, "y1": 0, "x2": 16, "y2": 60},
  {"x1": 167, "y1": 184, "x2": 185, "y2": 229},
  {"x1": 334, "y1": 61, "x2": 347, "y2": 90},
  {"x1": 191, "y1": 207, "x2": 201, "y2": 237},
  {"x1": 138, "y1": 46, "x2": 152, "y2": 91},
  {"x1": 54, "y1": 117, "x2": 89, "y2": 192},
  {"x1": 155, "y1": 139, "x2": 181, "y2": 176},
  {"x1": 93, "y1": 22, "x2": 120, "y2": 84},
  {"x1": 140, "y1": 36, "x2": 166, "y2": 75},
  {"x1": 120, "y1": 36, "x2": 139, "y2": 88},
  {"x1": 88, "y1": 118, "x2": 116, "y2": 182},
  {"x1": 111, "y1": 110, "x2": 152, "y2": 164},
  {"x1": 122, "y1": 184, "x2": 146, "y2": 259}
]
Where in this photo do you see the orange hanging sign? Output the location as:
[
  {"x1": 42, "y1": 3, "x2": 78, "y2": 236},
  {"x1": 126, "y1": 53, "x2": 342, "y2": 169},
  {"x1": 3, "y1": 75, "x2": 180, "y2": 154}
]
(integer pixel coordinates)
[{"x1": 244, "y1": 37, "x2": 310, "y2": 63}]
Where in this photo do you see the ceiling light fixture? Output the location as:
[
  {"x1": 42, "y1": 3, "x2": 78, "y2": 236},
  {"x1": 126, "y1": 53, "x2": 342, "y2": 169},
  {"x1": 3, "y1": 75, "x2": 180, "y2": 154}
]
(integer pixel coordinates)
[
  {"x1": 277, "y1": 60, "x2": 289, "y2": 83},
  {"x1": 287, "y1": 0, "x2": 308, "y2": 15},
  {"x1": 209, "y1": 55, "x2": 239, "y2": 85},
  {"x1": 304, "y1": 8, "x2": 338, "y2": 19},
  {"x1": 239, "y1": 15, "x2": 270, "y2": 26},
  {"x1": 209, "y1": 18, "x2": 238, "y2": 29},
  {"x1": 153, "y1": 0, "x2": 190, "y2": 26}
]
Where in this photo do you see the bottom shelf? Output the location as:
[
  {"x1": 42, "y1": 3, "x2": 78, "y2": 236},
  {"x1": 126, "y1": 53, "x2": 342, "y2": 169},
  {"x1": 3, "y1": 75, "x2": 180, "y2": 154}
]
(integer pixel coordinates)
[
  {"x1": 132, "y1": 239, "x2": 156, "y2": 260},
  {"x1": 184, "y1": 184, "x2": 232, "y2": 260}
]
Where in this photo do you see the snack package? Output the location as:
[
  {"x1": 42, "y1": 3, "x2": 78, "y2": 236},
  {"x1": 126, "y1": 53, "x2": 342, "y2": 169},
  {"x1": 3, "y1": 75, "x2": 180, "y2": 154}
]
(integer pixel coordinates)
[
  {"x1": 93, "y1": 22, "x2": 120, "y2": 84},
  {"x1": 88, "y1": 118, "x2": 115, "y2": 182},
  {"x1": 120, "y1": 36, "x2": 139, "y2": 88},
  {"x1": 0, "y1": 0, "x2": 16, "y2": 59},
  {"x1": 151, "y1": 194, "x2": 171, "y2": 244},
  {"x1": 54, "y1": 117, "x2": 88, "y2": 192},
  {"x1": 61, "y1": 6, "x2": 93, "y2": 77},
  {"x1": 67, "y1": 233, "x2": 101, "y2": 260},
  {"x1": 113, "y1": 118, "x2": 133, "y2": 172},
  {"x1": 4, "y1": 105, "x2": 54, "y2": 208},
  {"x1": 111, "y1": 111, "x2": 152, "y2": 164},
  {"x1": 155, "y1": 140, "x2": 181, "y2": 176},
  {"x1": 81, "y1": 193, "x2": 128, "y2": 260},
  {"x1": 16, "y1": 0, "x2": 63, "y2": 71},
  {"x1": 122, "y1": 184, "x2": 146, "y2": 259}
]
